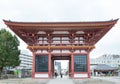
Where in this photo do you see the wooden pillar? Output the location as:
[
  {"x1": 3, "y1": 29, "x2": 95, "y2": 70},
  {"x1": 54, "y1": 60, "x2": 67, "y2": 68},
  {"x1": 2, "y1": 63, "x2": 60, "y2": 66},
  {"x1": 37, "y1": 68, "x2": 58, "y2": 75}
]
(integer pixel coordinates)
[
  {"x1": 87, "y1": 52, "x2": 90, "y2": 78},
  {"x1": 48, "y1": 50, "x2": 52, "y2": 78},
  {"x1": 50, "y1": 59, "x2": 54, "y2": 78},
  {"x1": 32, "y1": 51, "x2": 35, "y2": 78},
  {"x1": 71, "y1": 50, "x2": 74, "y2": 78}
]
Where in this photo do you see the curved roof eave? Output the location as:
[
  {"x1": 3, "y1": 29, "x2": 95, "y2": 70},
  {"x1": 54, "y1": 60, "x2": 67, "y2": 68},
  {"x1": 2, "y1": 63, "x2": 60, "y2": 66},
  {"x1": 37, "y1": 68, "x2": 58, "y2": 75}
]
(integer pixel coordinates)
[{"x1": 3, "y1": 19, "x2": 118, "y2": 27}]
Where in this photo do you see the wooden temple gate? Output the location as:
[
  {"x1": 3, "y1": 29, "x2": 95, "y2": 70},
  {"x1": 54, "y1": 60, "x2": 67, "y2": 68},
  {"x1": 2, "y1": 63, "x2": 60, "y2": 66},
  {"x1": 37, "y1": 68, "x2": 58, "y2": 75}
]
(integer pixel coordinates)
[{"x1": 4, "y1": 19, "x2": 118, "y2": 78}]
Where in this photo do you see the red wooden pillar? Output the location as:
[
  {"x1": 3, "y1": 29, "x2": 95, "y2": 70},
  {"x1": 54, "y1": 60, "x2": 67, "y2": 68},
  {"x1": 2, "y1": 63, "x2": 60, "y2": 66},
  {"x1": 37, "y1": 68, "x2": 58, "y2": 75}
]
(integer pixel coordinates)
[
  {"x1": 71, "y1": 51, "x2": 74, "y2": 78},
  {"x1": 32, "y1": 51, "x2": 35, "y2": 78},
  {"x1": 87, "y1": 52, "x2": 90, "y2": 78},
  {"x1": 48, "y1": 50, "x2": 52, "y2": 78}
]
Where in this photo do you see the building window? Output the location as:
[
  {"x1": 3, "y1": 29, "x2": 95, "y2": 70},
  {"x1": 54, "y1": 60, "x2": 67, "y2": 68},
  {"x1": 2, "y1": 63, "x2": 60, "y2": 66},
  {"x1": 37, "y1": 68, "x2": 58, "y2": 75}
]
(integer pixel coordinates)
[
  {"x1": 74, "y1": 55, "x2": 87, "y2": 72},
  {"x1": 35, "y1": 55, "x2": 48, "y2": 72}
]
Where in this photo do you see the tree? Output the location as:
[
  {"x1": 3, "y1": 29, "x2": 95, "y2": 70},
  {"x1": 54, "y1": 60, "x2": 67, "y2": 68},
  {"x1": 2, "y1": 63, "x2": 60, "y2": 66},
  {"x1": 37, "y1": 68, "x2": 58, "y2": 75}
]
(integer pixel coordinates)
[{"x1": 0, "y1": 29, "x2": 20, "y2": 78}]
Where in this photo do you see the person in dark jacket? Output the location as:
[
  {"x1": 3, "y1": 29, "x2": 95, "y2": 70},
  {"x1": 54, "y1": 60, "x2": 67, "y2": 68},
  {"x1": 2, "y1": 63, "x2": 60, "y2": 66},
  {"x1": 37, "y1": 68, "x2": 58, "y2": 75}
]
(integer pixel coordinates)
[
  {"x1": 54, "y1": 72, "x2": 58, "y2": 78},
  {"x1": 60, "y1": 72, "x2": 63, "y2": 78}
]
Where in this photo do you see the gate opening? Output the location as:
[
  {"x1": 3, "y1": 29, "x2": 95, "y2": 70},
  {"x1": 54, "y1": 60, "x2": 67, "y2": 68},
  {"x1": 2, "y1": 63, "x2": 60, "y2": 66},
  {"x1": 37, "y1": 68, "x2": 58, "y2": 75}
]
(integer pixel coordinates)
[{"x1": 54, "y1": 60, "x2": 69, "y2": 78}]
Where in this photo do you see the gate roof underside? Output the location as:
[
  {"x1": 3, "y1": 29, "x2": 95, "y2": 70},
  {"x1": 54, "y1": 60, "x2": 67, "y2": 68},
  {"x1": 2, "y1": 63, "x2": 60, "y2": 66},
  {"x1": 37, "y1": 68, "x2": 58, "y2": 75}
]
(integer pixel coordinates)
[{"x1": 4, "y1": 19, "x2": 118, "y2": 48}]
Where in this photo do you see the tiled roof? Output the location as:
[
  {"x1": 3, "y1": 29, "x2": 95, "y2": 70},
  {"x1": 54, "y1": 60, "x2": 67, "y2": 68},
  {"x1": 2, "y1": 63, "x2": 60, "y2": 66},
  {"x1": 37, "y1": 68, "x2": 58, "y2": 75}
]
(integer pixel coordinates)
[{"x1": 94, "y1": 64, "x2": 117, "y2": 71}]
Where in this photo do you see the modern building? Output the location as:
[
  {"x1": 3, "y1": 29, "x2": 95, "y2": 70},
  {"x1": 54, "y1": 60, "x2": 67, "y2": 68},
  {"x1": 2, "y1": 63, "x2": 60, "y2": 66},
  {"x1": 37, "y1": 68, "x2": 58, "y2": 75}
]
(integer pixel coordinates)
[
  {"x1": 4, "y1": 19, "x2": 118, "y2": 78},
  {"x1": 90, "y1": 54, "x2": 120, "y2": 76},
  {"x1": 19, "y1": 53, "x2": 32, "y2": 69},
  {"x1": 54, "y1": 61, "x2": 61, "y2": 73},
  {"x1": 91, "y1": 54, "x2": 120, "y2": 68}
]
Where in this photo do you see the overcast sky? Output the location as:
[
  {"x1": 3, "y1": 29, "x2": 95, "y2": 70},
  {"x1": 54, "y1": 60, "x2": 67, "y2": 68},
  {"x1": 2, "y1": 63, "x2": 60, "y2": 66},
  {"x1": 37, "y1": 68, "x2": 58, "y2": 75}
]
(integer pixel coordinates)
[{"x1": 0, "y1": 0, "x2": 120, "y2": 58}]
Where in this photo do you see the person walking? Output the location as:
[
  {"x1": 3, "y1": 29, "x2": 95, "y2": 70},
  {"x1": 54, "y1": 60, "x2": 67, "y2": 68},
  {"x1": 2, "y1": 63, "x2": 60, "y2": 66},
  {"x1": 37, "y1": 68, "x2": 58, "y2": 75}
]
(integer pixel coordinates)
[
  {"x1": 60, "y1": 72, "x2": 63, "y2": 78},
  {"x1": 54, "y1": 72, "x2": 58, "y2": 78}
]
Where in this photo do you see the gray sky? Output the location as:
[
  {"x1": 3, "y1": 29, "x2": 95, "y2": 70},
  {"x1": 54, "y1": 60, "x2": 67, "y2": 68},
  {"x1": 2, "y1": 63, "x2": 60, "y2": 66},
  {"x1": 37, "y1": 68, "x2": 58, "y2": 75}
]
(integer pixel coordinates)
[{"x1": 0, "y1": 0, "x2": 120, "y2": 58}]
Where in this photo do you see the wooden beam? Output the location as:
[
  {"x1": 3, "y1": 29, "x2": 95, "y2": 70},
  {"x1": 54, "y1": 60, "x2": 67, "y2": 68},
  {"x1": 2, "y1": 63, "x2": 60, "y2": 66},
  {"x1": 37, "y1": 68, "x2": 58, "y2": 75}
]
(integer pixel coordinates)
[{"x1": 27, "y1": 45, "x2": 95, "y2": 50}]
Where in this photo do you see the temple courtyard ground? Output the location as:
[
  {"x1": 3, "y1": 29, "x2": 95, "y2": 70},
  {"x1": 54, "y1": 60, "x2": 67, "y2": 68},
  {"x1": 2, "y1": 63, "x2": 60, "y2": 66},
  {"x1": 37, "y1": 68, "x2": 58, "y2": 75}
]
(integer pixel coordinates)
[{"x1": 0, "y1": 76, "x2": 120, "y2": 84}]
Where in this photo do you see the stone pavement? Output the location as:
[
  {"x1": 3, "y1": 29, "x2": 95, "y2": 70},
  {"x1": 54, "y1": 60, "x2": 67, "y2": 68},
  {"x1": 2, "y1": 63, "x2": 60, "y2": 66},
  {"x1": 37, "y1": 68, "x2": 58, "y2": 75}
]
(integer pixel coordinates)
[
  {"x1": 47, "y1": 75, "x2": 74, "y2": 84},
  {"x1": 0, "y1": 78, "x2": 49, "y2": 84},
  {"x1": 73, "y1": 76, "x2": 120, "y2": 84},
  {"x1": 73, "y1": 78, "x2": 114, "y2": 84},
  {"x1": 0, "y1": 76, "x2": 120, "y2": 84},
  {"x1": 92, "y1": 76, "x2": 120, "y2": 84},
  {"x1": 47, "y1": 78, "x2": 74, "y2": 84}
]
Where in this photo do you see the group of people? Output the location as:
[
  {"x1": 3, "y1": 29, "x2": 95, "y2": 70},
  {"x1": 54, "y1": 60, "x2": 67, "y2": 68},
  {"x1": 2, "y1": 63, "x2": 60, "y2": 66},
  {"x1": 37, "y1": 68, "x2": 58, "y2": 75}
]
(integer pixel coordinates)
[{"x1": 54, "y1": 72, "x2": 63, "y2": 78}]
